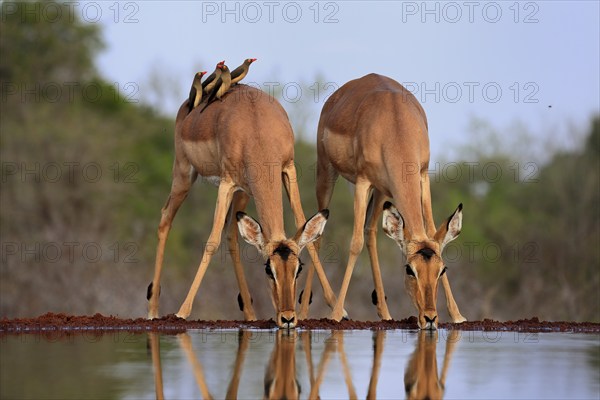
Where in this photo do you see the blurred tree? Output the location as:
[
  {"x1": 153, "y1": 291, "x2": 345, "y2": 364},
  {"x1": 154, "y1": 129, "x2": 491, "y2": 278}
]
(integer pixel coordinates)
[{"x1": 0, "y1": 0, "x2": 103, "y2": 86}]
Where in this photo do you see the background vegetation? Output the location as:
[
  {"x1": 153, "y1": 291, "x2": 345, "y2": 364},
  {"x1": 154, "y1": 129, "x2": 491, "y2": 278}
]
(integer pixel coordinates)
[{"x1": 1, "y1": 2, "x2": 598, "y2": 322}]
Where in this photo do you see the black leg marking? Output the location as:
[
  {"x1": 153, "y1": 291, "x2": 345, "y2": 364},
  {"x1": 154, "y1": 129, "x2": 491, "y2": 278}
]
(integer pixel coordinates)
[
  {"x1": 237, "y1": 292, "x2": 253, "y2": 312},
  {"x1": 237, "y1": 292, "x2": 244, "y2": 311},
  {"x1": 147, "y1": 282, "x2": 153, "y2": 300},
  {"x1": 298, "y1": 289, "x2": 313, "y2": 305},
  {"x1": 371, "y1": 289, "x2": 387, "y2": 306}
]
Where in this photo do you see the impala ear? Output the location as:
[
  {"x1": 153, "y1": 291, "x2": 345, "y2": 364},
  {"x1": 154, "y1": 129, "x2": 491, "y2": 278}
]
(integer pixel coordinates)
[
  {"x1": 434, "y1": 203, "x2": 463, "y2": 250},
  {"x1": 294, "y1": 209, "x2": 329, "y2": 251},
  {"x1": 382, "y1": 202, "x2": 409, "y2": 253},
  {"x1": 237, "y1": 212, "x2": 265, "y2": 253}
]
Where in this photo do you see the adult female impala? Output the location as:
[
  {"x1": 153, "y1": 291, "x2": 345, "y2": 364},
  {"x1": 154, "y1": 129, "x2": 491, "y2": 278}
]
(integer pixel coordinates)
[
  {"x1": 313, "y1": 73, "x2": 466, "y2": 329},
  {"x1": 146, "y1": 84, "x2": 339, "y2": 328}
]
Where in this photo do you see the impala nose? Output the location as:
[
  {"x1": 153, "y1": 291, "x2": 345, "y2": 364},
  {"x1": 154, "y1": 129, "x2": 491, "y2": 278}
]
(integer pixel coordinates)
[
  {"x1": 280, "y1": 313, "x2": 296, "y2": 329},
  {"x1": 424, "y1": 314, "x2": 437, "y2": 330}
]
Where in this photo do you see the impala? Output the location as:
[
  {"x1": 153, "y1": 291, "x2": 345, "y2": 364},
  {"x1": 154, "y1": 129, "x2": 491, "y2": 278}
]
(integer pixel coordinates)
[
  {"x1": 146, "y1": 83, "x2": 338, "y2": 328},
  {"x1": 311, "y1": 73, "x2": 466, "y2": 329}
]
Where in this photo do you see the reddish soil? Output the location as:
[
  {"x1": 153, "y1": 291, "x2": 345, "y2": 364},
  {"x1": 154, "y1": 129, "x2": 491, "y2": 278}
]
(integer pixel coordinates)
[{"x1": 1, "y1": 313, "x2": 598, "y2": 334}]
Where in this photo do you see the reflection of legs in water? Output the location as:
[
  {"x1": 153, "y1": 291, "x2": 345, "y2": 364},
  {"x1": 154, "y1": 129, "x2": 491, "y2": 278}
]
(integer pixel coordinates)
[
  {"x1": 177, "y1": 333, "x2": 213, "y2": 399},
  {"x1": 147, "y1": 332, "x2": 164, "y2": 400},
  {"x1": 440, "y1": 329, "x2": 460, "y2": 388},
  {"x1": 404, "y1": 330, "x2": 461, "y2": 400},
  {"x1": 300, "y1": 331, "x2": 316, "y2": 390},
  {"x1": 337, "y1": 331, "x2": 357, "y2": 399},
  {"x1": 310, "y1": 331, "x2": 357, "y2": 399},
  {"x1": 226, "y1": 330, "x2": 252, "y2": 399},
  {"x1": 367, "y1": 330, "x2": 386, "y2": 400}
]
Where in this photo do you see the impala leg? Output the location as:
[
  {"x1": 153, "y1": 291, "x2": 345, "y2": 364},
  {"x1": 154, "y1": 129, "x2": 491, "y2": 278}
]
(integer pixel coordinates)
[
  {"x1": 283, "y1": 165, "x2": 338, "y2": 319},
  {"x1": 227, "y1": 191, "x2": 257, "y2": 321},
  {"x1": 365, "y1": 190, "x2": 392, "y2": 320},
  {"x1": 282, "y1": 166, "x2": 312, "y2": 320},
  {"x1": 441, "y1": 273, "x2": 467, "y2": 323},
  {"x1": 330, "y1": 179, "x2": 371, "y2": 321},
  {"x1": 176, "y1": 180, "x2": 236, "y2": 319},
  {"x1": 148, "y1": 159, "x2": 195, "y2": 319}
]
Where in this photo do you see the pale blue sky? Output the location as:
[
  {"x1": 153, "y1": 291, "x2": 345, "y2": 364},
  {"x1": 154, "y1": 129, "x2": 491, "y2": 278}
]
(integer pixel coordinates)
[{"x1": 89, "y1": 1, "x2": 599, "y2": 160}]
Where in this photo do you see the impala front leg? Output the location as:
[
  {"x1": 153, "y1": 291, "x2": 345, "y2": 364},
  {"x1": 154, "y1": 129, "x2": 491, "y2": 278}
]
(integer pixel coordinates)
[
  {"x1": 283, "y1": 165, "x2": 342, "y2": 319},
  {"x1": 148, "y1": 157, "x2": 195, "y2": 319},
  {"x1": 330, "y1": 179, "x2": 371, "y2": 321},
  {"x1": 441, "y1": 273, "x2": 466, "y2": 323},
  {"x1": 176, "y1": 180, "x2": 236, "y2": 319}
]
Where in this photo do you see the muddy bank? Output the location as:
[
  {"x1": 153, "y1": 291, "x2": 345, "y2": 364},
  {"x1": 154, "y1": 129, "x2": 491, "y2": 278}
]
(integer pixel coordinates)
[{"x1": 1, "y1": 313, "x2": 598, "y2": 334}]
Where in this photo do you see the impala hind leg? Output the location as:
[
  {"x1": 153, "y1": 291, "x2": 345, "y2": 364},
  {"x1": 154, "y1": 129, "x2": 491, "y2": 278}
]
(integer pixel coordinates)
[
  {"x1": 176, "y1": 180, "x2": 236, "y2": 319},
  {"x1": 365, "y1": 190, "x2": 392, "y2": 320},
  {"x1": 148, "y1": 160, "x2": 196, "y2": 319},
  {"x1": 330, "y1": 178, "x2": 371, "y2": 321},
  {"x1": 283, "y1": 165, "x2": 339, "y2": 319},
  {"x1": 227, "y1": 191, "x2": 257, "y2": 321}
]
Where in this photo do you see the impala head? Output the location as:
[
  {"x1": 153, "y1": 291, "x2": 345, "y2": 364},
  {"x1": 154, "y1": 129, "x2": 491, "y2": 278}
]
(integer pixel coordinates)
[
  {"x1": 237, "y1": 210, "x2": 329, "y2": 329},
  {"x1": 383, "y1": 202, "x2": 463, "y2": 330}
]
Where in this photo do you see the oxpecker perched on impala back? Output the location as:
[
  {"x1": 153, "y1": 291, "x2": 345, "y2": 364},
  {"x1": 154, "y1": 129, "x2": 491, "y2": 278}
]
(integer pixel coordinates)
[
  {"x1": 187, "y1": 71, "x2": 207, "y2": 113},
  {"x1": 230, "y1": 58, "x2": 257, "y2": 85}
]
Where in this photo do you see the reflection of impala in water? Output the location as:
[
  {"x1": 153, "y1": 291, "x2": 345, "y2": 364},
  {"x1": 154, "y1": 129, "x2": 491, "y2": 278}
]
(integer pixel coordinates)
[
  {"x1": 148, "y1": 329, "x2": 452, "y2": 398},
  {"x1": 263, "y1": 330, "x2": 301, "y2": 399},
  {"x1": 404, "y1": 330, "x2": 460, "y2": 400}
]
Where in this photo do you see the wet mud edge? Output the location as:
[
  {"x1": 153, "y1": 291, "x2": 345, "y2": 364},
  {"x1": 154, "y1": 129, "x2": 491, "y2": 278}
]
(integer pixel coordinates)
[{"x1": 1, "y1": 313, "x2": 598, "y2": 335}]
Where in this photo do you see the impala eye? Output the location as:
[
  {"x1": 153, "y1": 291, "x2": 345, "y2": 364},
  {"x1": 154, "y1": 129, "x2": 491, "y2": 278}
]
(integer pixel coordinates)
[
  {"x1": 440, "y1": 266, "x2": 448, "y2": 277},
  {"x1": 265, "y1": 261, "x2": 274, "y2": 279},
  {"x1": 405, "y1": 264, "x2": 415, "y2": 277}
]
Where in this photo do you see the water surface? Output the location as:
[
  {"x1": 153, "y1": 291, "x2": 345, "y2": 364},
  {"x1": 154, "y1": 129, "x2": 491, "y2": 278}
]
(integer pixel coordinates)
[{"x1": 1, "y1": 329, "x2": 598, "y2": 399}]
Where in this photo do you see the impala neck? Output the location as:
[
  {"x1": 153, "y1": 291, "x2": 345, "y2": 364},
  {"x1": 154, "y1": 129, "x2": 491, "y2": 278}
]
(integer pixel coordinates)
[
  {"x1": 390, "y1": 172, "x2": 428, "y2": 241},
  {"x1": 250, "y1": 166, "x2": 286, "y2": 244}
]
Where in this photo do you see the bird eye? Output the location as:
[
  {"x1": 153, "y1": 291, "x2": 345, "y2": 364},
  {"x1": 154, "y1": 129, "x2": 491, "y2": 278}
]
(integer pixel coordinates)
[
  {"x1": 265, "y1": 262, "x2": 274, "y2": 279},
  {"x1": 405, "y1": 264, "x2": 415, "y2": 277},
  {"x1": 440, "y1": 266, "x2": 448, "y2": 277}
]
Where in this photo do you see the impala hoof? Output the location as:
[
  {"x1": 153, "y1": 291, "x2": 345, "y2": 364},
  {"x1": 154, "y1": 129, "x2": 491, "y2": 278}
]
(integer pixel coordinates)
[
  {"x1": 331, "y1": 310, "x2": 349, "y2": 322},
  {"x1": 175, "y1": 308, "x2": 190, "y2": 320}
]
